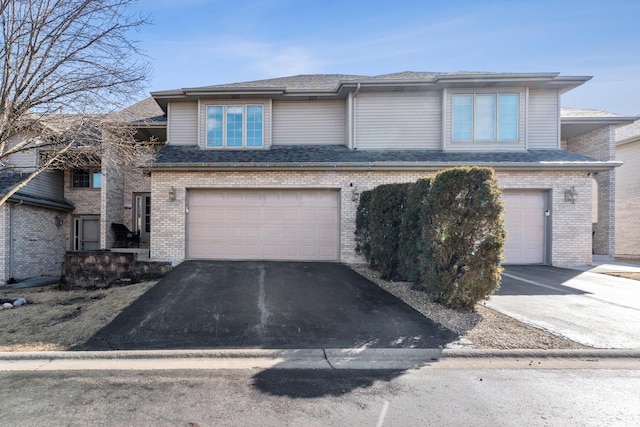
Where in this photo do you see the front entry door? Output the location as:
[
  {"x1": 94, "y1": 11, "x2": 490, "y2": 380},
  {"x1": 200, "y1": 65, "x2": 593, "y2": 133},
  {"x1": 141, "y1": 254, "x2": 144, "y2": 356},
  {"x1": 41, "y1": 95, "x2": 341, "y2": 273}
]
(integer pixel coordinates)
[
  {"x1": 134, "y1": 193, "x2": 151, "y2": 246},
  {"x1": 74, "y1": 217, "x2": 100, "y2": 250}
]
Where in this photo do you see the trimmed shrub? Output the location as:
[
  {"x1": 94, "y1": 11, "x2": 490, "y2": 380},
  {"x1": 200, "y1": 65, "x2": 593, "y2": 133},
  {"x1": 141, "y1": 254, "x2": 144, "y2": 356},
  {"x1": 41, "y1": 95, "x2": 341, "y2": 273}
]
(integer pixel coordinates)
[
  {"x1": 354, "y1": 189, "x2": 373, "y2": 259},
  {"x1": 368, "y1": 183, "x2": 409, "y2": 279},
  {"x1": 421, "y1": 167, "x2": 505, "y2": 309},
  {"x1": 397, "y1": 178, "x2": 431, "y2": 282}
]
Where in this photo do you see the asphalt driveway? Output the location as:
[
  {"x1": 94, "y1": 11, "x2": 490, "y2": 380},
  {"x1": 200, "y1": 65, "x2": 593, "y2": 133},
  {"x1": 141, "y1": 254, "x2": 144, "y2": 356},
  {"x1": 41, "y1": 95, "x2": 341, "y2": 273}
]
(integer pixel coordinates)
[
  {"x1": 81, "y1": 261, "x2": 457, "y2": 350},
  {"x1": 488, "y1": 265, "x2": 640, "y2": 349}
]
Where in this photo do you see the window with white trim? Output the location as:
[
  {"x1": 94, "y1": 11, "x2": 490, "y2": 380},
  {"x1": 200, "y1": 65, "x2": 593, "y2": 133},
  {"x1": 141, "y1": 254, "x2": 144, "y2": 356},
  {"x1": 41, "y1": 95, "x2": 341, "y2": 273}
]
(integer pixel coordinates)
[
  {"x1": 452, "y1": 93, "x2": 519, "y2": 142},
  {"x1": 206, "y1": 105, "x2": 263, "y2": 148}
]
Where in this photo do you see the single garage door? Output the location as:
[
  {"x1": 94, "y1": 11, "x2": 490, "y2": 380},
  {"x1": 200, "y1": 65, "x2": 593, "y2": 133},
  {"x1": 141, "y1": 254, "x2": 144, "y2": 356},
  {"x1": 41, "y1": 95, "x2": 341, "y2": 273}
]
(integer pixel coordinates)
[
  {"x1": 502, "y1": 191, "x2": 546, "y2": 264},
  {"x1": 187, "y1": 189, "x2": 339, "y2": 261}
]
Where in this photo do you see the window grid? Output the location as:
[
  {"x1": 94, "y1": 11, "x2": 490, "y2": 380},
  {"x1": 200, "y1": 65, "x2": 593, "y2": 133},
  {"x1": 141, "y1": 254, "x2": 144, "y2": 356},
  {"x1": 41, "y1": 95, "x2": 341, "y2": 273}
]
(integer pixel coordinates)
[
  {"x1": 72, "y1": 169, "x2": 101, "y2": 188},
  {"x1": 452, "y1": 93, "x2": 518, "y2": 143},
  {"x1": 206, "y1": 105, "x2": 263, "y2": 148}
]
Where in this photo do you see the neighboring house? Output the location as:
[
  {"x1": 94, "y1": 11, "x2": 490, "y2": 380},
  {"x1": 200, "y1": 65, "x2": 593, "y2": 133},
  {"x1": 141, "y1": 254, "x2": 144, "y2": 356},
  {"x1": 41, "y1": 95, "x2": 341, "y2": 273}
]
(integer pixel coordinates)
[
  {"x1": 614, "y1": 117, "x2": 640, "y2": 258},
  {"x1": 560, "y1": 108, "x2": 636, "y2": 256},
  {"x1": 0, "y1": 134, "x2": 73, "y2": 283},
  {"x1": 146, "y1": 72, "x2": 633, "y2": 267},
  {"x1": 0, "y1": 100, "x2": 164, "y2": 285}
]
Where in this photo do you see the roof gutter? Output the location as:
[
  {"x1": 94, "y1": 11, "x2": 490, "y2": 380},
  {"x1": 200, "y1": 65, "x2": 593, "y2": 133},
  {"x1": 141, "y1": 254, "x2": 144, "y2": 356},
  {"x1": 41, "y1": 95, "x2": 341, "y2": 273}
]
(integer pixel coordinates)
[
  {"x1": 6, "y1": 194, "x2": 75, "y2": 211},
  {"x1": 149, "y1": 160, "x2": 621, "y2": 173}
]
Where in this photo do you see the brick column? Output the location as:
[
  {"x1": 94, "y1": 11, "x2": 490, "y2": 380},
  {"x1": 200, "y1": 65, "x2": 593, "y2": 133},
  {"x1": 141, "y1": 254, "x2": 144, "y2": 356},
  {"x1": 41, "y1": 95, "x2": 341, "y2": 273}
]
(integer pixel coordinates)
[{"x1": 566, "y1": 126, "x2": 616, "y2": 257}]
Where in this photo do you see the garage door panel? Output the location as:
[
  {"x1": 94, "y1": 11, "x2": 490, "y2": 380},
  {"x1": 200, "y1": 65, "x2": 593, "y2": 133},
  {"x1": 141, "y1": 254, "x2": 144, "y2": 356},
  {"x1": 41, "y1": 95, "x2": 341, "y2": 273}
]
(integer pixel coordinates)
[
  {"x1": 503, "y1": 191, "x2": 546, "y2": 264},
  {"x1": 188, "y1": 189, "x2": 339, "y2": 261}
]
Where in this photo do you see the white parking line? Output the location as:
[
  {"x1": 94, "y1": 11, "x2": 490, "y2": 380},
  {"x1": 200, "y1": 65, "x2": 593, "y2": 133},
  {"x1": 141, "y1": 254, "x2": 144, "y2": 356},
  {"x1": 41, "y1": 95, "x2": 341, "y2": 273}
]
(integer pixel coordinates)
[{"x1": 501, "y1": 272, "x2": 574, "y2": 294}]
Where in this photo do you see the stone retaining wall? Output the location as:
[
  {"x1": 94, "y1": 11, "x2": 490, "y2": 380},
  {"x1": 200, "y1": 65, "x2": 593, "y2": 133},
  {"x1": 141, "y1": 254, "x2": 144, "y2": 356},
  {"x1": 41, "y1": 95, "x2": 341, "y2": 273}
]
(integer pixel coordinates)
[{"x1": 60, "y1": 250, "x2": 171, "y2": 289}]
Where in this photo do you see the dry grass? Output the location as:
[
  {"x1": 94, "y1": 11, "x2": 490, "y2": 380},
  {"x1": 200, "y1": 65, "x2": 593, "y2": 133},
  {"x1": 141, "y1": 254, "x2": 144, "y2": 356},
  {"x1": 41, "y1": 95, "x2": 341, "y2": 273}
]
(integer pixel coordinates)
[
  {"x1": 602, "y1": 272, "x2": 640, "y2": 281},
  {"x1": 0, "y1": 281, "x2": 155, "y2": 352}
]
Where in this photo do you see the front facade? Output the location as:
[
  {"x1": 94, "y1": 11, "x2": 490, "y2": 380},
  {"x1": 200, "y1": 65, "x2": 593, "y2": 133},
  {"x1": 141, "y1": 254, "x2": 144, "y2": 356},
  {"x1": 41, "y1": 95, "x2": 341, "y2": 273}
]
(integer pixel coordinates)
[
  {"x1": 148, "y1": 72, "x2": 624, "y2": 267},
  {"x1": 0, "y1": 71, "x2": 631, "y2": 284}
]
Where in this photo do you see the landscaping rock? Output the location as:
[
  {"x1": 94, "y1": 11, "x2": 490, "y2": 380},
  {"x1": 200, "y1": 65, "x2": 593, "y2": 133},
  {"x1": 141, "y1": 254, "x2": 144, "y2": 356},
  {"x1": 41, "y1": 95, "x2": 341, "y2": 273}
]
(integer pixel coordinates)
[
  {"x1": 12, "y1": 297, "x2": 26, "y2": 307},
  {"x1": 2, "y1": 302, "x2": 13, "y2": 309}
]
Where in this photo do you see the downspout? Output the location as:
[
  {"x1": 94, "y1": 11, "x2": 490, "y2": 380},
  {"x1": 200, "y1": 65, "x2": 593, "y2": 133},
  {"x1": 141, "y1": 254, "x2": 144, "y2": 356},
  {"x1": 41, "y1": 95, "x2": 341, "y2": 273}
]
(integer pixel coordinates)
[{"x1": 353, "y1": 83, "x2": 361, "y2": 150}]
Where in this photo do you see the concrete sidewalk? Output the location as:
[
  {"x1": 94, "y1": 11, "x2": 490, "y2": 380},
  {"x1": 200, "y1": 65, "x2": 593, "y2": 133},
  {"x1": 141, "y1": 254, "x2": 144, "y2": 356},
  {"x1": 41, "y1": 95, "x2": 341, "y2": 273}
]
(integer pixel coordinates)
[{"x1": 1, "y1": 348, "x2": 639, "y2": 371}]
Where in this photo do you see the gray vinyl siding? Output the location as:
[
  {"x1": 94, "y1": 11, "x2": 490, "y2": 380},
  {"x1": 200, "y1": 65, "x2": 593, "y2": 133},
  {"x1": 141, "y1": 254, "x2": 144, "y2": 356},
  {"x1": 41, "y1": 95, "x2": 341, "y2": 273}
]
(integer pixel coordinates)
[
  {"x1": 615, "y1": 141, "x2": 640, "y2": 256},
  {"x1": 444, "y1": 88, "x2": 526, "y2": 152},
  {"x1": 528, "y1": 89, "x2": 560, "y2": 149},
  {"x1": 168, "y1": 102, "x2": 198, "y2": 146},
  {"x1": 355, "y1": 92, "x2": 441, "y2": 150},
  {"x1": 272, "y1": 101, "x2": 346, "y2": 146},
  {"x1": 5, "y1": 135, "x2": 37, "y2": 170},
  {"x1": 199, "y1": 100, "x2": 272, "y2": 148},
  {"x1": 21, "y1": 171, "x2": 64, "y2": 200}
]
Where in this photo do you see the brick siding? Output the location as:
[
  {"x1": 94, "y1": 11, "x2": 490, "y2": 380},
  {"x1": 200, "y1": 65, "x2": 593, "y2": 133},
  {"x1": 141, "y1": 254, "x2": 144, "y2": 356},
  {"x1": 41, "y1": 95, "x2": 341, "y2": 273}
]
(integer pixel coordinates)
[
  {"x1": 0, "y1": 203, "x2": 67, "y2": 284},
  {"x1": 151, "y1": 169, "x2": 593, "y2": 267}
]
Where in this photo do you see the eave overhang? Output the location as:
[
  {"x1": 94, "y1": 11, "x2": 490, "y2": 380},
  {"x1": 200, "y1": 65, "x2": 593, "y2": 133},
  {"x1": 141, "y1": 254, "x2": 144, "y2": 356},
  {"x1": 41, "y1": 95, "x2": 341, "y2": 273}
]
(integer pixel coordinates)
[
  {"x1": 149, "y1": 160, "x2": 621, "y2": 173},
  {"x1": 6, "y1": 193, "x2": 75, "y2": 211},
  {"x1": 151, "y1": 73, "x2": 593, "y2": 111}
]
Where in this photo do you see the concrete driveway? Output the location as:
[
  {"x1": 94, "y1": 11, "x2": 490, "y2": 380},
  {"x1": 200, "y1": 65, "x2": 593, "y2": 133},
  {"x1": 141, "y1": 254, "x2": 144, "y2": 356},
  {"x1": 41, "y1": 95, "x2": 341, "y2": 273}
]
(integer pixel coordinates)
[
  {"x1": 487, "y1": 265, "x2": 640, "y2": 348},
  {"x1": 81, "y1": 261, "x2": 457, "y2": 351}
]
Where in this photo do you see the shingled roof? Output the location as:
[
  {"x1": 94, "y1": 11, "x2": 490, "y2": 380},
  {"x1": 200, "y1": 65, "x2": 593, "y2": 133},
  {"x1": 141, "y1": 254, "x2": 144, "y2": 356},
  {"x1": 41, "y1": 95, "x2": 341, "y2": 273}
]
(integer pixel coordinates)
[{"x1": 152, "y1": 145, "x2": 619, "y2": 172}]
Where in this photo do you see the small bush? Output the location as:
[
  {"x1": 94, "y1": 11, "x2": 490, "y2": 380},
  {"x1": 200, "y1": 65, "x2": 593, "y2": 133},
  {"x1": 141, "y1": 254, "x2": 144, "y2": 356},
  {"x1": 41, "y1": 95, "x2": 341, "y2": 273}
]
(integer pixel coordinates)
[
  {"x1": 397, "y1": 178, "x2": 431, "y2": 282},
  {"x1": 421, "y1": 167, "x2": 505, "y2": 309}
]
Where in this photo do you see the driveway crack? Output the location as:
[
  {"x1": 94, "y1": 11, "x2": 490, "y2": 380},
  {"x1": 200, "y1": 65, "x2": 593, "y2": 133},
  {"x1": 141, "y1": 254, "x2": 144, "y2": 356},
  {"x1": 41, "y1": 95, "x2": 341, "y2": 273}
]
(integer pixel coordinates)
[{"x1": 322, "y1": 349, "x2": 336, "y2": 369}]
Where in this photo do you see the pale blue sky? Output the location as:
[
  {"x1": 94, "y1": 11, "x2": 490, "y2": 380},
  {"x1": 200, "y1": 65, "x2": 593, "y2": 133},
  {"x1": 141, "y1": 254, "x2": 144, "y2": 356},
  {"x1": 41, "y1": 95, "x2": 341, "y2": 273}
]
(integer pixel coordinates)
[{"x1": 133, "y1": 0, "x2": 640, "y2": 115}]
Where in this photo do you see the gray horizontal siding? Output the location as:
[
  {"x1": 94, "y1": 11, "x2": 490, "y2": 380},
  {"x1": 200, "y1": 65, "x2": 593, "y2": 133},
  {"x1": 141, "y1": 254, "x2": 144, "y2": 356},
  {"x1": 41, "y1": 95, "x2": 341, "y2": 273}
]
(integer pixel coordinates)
[
  {"x1": 528, "y1": 90, "x2": 560, "y2": 149},
  {"x1": 355, "y1": 92, "x2": 441, "y2": 150},
  {"x1": 272, "y1": 101, "x2": 345, "y2": 145},
  {"x1": 5, "y1": 135, "x2": 37, "y2": 170},
  {"x1": 168, "y1": 102, "x2": 198, "y2": 146},
  {"x1": 22, "y1": 171, "x2": 64, "y2": 200}
]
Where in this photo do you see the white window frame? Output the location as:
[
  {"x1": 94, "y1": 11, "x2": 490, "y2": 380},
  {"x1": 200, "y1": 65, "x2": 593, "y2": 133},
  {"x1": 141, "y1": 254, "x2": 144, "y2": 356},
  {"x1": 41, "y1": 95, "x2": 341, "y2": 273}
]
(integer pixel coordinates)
[
  {"x1": 206, "y1": 104, "x2": 264, "y2": 148},
  {"x1": 452, "y1": 93, "x2": 519, "y2": 143}
]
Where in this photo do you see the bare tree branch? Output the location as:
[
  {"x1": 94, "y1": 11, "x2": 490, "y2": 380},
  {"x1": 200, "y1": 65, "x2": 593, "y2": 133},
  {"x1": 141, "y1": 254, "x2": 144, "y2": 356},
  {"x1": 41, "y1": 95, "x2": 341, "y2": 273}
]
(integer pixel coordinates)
[{"x1": 0, "y1": 0, "x2": 153, "y2": 205}]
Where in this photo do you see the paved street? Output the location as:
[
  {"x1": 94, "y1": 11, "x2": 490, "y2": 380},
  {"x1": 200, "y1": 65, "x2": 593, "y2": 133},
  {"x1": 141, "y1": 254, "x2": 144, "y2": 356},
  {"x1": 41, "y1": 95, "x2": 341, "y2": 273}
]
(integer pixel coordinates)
[
  {"x1": 488, "y1": 265, "x2": 640, "y2": 348},
  {"x1": 1, "y1": 364, "x2": 638, "y2": 426}
]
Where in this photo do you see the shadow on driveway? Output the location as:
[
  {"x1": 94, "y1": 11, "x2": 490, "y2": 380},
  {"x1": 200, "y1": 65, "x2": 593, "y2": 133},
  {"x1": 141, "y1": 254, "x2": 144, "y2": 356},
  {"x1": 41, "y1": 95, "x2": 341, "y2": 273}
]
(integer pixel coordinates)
[
  {"x1": 497, "y1": 265, "x2": 589, "y2": 296},
  {"x1": 80, "y1": 261, "x2": 457, "y2": 351}
]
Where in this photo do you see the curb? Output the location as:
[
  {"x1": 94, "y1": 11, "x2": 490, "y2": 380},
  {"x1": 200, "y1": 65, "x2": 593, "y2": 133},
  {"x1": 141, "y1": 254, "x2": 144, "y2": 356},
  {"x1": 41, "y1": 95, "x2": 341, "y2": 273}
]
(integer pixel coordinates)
[{"x1": 1, "y1": 348, "x2": 639, "y2": 372}]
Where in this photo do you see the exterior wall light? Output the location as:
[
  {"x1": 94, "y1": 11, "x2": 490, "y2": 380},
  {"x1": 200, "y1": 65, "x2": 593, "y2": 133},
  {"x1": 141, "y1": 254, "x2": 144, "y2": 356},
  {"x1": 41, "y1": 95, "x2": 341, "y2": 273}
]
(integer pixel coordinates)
[
  {"x1": 564, "y1": 186, "x2": 577, "y2": 204},
  {"x1": 168, "y1": 186, "x2": 176, "y2": 202}
]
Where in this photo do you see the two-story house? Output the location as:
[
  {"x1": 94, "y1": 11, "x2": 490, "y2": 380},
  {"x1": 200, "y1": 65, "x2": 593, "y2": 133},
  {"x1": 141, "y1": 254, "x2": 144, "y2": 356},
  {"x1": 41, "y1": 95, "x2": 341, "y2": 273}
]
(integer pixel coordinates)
[
  {"x1": 146, "y1": 72, "x2": 628, "y2": 267},
  {"x1": 1, "y1": 71, "x2": 632, "y2": 285}
]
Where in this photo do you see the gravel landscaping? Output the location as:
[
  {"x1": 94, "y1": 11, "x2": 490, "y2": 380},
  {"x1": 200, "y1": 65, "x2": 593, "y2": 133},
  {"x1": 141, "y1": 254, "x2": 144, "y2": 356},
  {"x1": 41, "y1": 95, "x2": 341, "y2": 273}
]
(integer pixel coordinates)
[{"x1": 349, "y1": 264, "x2": 591, "y2": 350}]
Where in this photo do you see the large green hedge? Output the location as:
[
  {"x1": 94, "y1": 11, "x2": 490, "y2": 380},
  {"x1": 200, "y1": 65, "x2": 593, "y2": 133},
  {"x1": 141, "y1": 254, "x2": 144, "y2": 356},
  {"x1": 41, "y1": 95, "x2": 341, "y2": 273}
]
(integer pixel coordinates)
[
  {"x1": 397, "y1": 178, "x2": 431, "y2": 282},
  {"x1": 422, "y1": 167, "x2": 505, "y2": 309},
  {"x1": 366, "y1": 183, "x2": 409, "y2": 279},
  {"x1": 354, "y1": 167, "x2": 505, "y2": 309}
]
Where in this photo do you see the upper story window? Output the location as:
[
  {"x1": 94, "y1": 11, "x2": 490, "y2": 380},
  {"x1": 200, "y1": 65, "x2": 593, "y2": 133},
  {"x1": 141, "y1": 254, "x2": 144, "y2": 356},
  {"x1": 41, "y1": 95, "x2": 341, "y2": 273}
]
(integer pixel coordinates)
[
  {"x1": 206, "y1": 105, "x2": 263, "y2": 148},
  {"x1": 452, "y1": 93, "x2": 518, "y2": 142},
  {"x1": 72, "y1": 169, "x2": 102, "y2": 188}
]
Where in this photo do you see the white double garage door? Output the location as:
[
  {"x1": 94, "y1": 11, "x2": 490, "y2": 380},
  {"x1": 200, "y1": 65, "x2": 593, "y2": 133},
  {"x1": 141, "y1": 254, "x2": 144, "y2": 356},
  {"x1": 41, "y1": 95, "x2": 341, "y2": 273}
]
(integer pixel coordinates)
[{"x1": 187, "y1": 189, "x2": 546, "y2": 264}]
